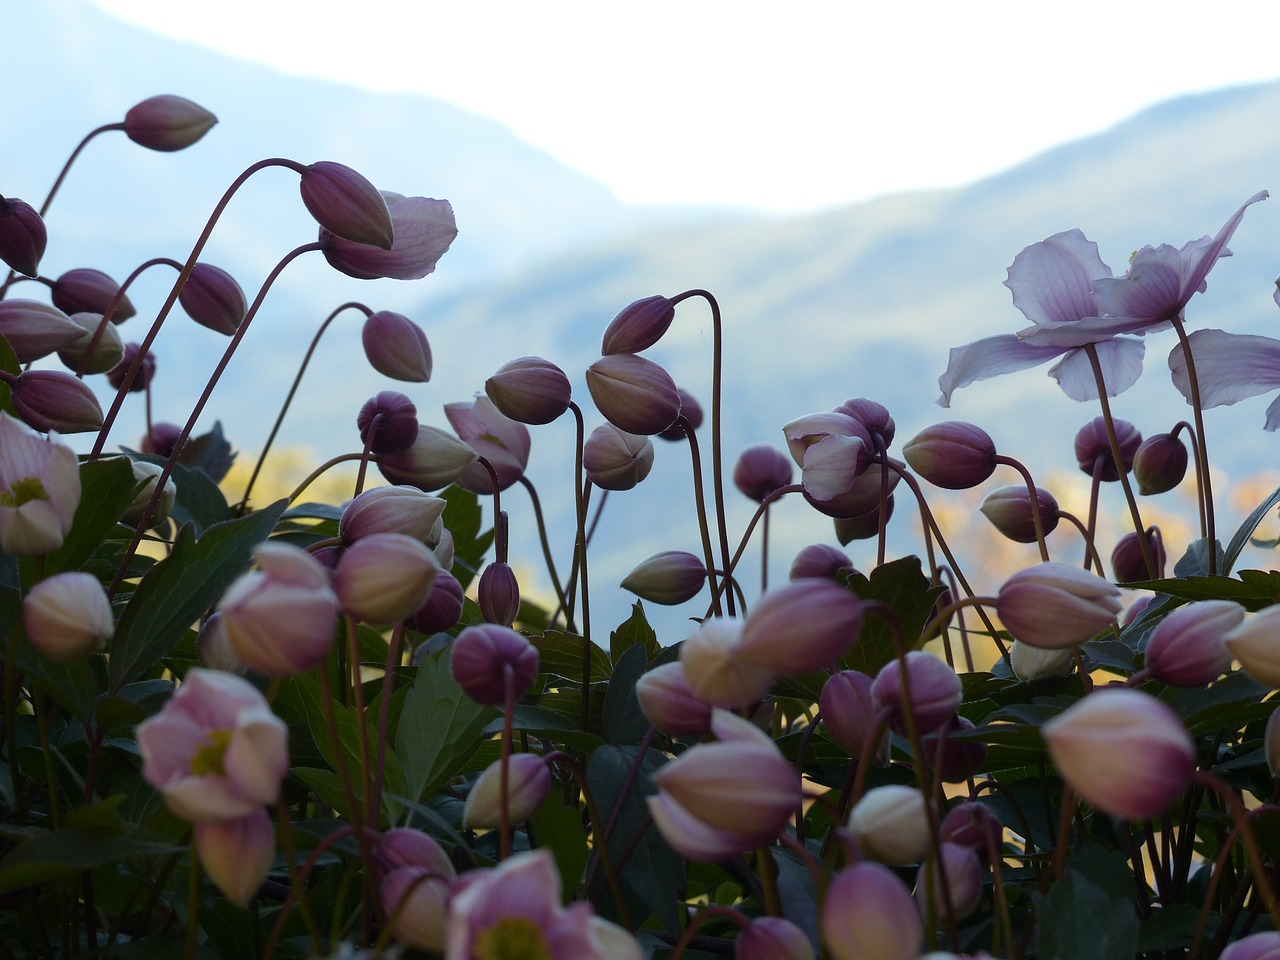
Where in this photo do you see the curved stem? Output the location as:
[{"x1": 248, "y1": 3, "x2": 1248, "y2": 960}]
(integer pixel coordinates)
[
  {"x1": 287, "y1": 453, "x2": 367, "y2": 504},
  {"x1": 516, "y1": 477, "x2": 573, "y2": 630},
  {"x1": 1058, "y1": 509, "x2": 1106, "y2": 575},
  {"x1": 42, "y1": 123, "x2": 124, "y2": 217},
  {"x1": 75, "y1": 257, "x2": 178, "y2": 378},
  {"x1": 1170, "y1": 316, "x2": 1217, "y2": 572}
]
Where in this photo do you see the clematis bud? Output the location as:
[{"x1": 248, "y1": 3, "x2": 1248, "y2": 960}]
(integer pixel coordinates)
[
  {"x1": 0, "y1": 413, "x2": 81, "y2": 555},
  {"x1": 322, "y1": 194, "x2": 456, "y2": 281},
  {"x1": 822, "y1": 861, "x2": 923, "y2": 960},
  {"x1": 1144, "y1": 599, "x2": 1241, "y2": 687},
  {"x1": 339, "y1": 485, "x2": 446, "y2": 545},
  {"x1": 379, "y1": 867, "x2": 450, "y2": 952},
  {"x1": 939, "y1": 802, "x2": 1004, "y2": 863},
  {"x1": 451, "y1": 624, "x2": 539, "y2": 706},
  {"x1": 404, "y1": 571, "x2": 464, "y2": 634},
  {"x1": 0, "y1": 300, "x2": 84, "y2": 363},
  {"x1": 446, "y1": 395, "x2": 531, "y2": 494},
  {"x1": 903, "y1": 421, "x2": 997, "y2": 489},
  {"x1": 463, "y1": 753, "x2": 551, "y2": 828},
  {"x1": 736, "y1": 579, "x2": 863, "y2": 675},
  {"x1": 485, "y1": 356, "x2": 572, "y2": 425},
  {"x1": 334, "y1": 532, "x2": 439, "y2": 624},
  {"x1": 478, "y1": 561, "x2": 520, "y2": 626},
  {"x1": 122, "y1": 459, "x2": 177, "y2": 529},
  {"x1": 57, "y1": 313, "x2": 124, "y2": 375},
  {"x1": 194, "y1": 808, "x2": 273, "y2": 907},
  {"x1": 980, "y1": 485, "x2": 1060, "y2": 543},
  {"x1": 996, "y1": 561, "x2": 1122, "y2": 649},
  {"x1": 621, "y1": 550, "x2": 707, "y2": 605},
  {"x1": 848, "y1": 784, "x2": 932, "y2": 864},
  {"x1": 179, "y1": 263, "x2": 246, "y2": 335},
  {"x1": 299, "y1": 161, "x2": 393, "y2": 248},
  {"x1": 362, "y1": 310, "x2": 431, "y2": 382},
  {"x1": 679, "y1": 617, "x2": 774, "y2": 709},
  {"x1": 583, "y1": 424, "x2": 653, "y2": 490},
  {"x1": 141, "y1": 422, "x2": 182, "y2": 458},
  {"x1": 0, "y1": 196, "x2": 46, "y2": 277},
  {"x1": 636, "y1": 662, "x2": 712, "y2": 737},
  {"x1": 51, "y1": 268, "x2": 135, "y2": 321},
  {"x1": 8, "y1": 370, "x2": 104, "y2": 433},
  {"x1": 922, "y1": 716, "x2": 987, "y2": 783},
  {"x1": 821, "y1": 670, "x2": 888, "y2": 764},
  {"x1": 871, "y1": 651, "x2": 963, "y2": 735},
  {"x1": 1111, "y1": 527, "x2": 1165, "y2": 583},
  {"x1": 377, "y1": 827, "x2": 455, "y2": 877},
  {"x1": 658, "y1": 388, "x2": 703, "y2": 441},
  {"x1": 1009, "y1": 640, "x2": 1074, "y2": 681},
  {"x1": 835, "y1": 397, "x2": 896, "y2": 450},
  {"x1": 915, "y1": 842, "x2": 983, "y2": 922},
  {"x1": 1220, "y1": 932, "x2": 1280, "y2": 960},
  {"x1": 107, "y1": 343, "x2": 156, "y2": 392},
  {"x1": 733, "y1": 444, "x2": 794, "y2": 502},
  {"x1": 601, "y1": 295, "x2": 676, "y2": 355},
  {"x1": 586, "y1": 353, "x2": 681, "y2": 435},
  {"x1": 790, "y1": 543, "x2": 854, "y2": 581},
  {"x1": 376, "y1": 424, "x2": 477, "y2": 491},
  {"x1": 737, "y1": 917, "x2": 815, "y2": 960},
  {"x1": 1133, "y1": 432, "x2": 1189, "y2": 495},
  {"x1": 356, "y1": 390, "x2": 419, "y2": 455},
  {"x1": 23, "y1": 572, "x2": 113, "y2": 661},
  {"x1": 1075, "y1": 416, "x2": 1141, "y2": 481},
  {"x1": 1224, "y1": 607, "x2": 1280, "y2": 687},
  {"x1": 123, "y1": 95, "x2": 217, "y2": 151}
]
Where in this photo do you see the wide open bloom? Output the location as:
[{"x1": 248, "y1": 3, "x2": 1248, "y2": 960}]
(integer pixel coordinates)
[{"x1": 0, "y1": 412, "x2": 81, "y2": 555}]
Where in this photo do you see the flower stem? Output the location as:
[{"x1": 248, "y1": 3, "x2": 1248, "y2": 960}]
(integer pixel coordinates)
[{"x1": 1170, "y1": 316, "x2": 1217, "y2": 573}]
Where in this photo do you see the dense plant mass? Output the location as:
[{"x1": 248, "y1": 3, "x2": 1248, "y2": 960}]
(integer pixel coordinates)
[{"x1": 0, "y1": 94, "x2": 1278, "y2": 960}]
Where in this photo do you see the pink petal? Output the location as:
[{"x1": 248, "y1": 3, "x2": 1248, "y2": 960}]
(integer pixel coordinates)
[
  {"x1": 1168, "y1": 328, "x2": 1280, "y2": 408},
  {"x1": 1004, "y1": 229, "x2": 1111, "y2": 327},
  {"x1": 936, "y1": 335, "x2": 1068, "y2": 406},
  {"x1": 1091, "y1": 246, "x2": 1183, "y2": 322},
  {"x1": 1178, "y1": 190, "x2": 1268, "y2": 302},
  {"x1": 1047, "y1": 338, "x2": 1145, "y2": 402}
]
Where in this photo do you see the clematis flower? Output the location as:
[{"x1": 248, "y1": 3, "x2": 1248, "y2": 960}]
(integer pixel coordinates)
[
  {"x1": 0, "y1": 412, "x2": 81, "y2": 555},
  {"x1": 1168, "y1": 329, "x2": 1280, "y2": 430},
  {"x1": 323, "y1": 193, "x2": 457, "y2": 281}
]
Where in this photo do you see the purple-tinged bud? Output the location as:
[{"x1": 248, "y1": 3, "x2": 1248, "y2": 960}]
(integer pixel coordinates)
[
  {"x1": 179, "y1": 263, "x2": 246, "y2": 335},
  {"x1": 583, "y1": 424, "x2": 653, "y2": 490},
  {"x1": 1224, "y1": 607, "x2": 1280, "y2": 688},
  {"x1": 621, "y1": 550, "x2": 706, "y2": 605},
  {"x1": 658, "y1": 388, "x2": 702, "y2": 441},
  {"x1": 1075, "y1": 416, "x2": 1141, "y2": 481},
  {"x1": 736, "y1": 580, "x2": 863, "y2": 675},
  {"x1": 790, "y1": 543, "x2": 854, "y2": 581},
  {"x1": 1268, "y1": 706, "x2": 1280, "y2": 778},
  {"x1": 1009, "y1": 640, "x2": 1074, "y2": 681},
  {"x1": 322, "y1": 195, "x2": 456, "y2": 281},
  {"x1": 586, "y1": 353, "x2": 681, "y2": 435},
  {"x1": 916, "y1": 842, "x2": 983, "y2": 922},
  {"x1": 737, "y1": 917, "x2": 815, "y2": 960},
  {"x1": 823, "y1": 862, "x2": 923, "y2": 960},
  {"x1": 463, "y1": 753, "x2": 551, "y2": 828},
  {"x1": 57, "y1": 313, "x2": 124, "y2": 375},
  {"x1": 377, "y1": 828, "x2": 455, "y2": 877},
  {"x1": 636, "y1": 662, "x2": 713, "y2": 737},
  {"x1": 51, "y1": 269, "x2": 135, "y2": 321},
  {"x1": 871, "y1": 651, "x2": 963, "y2": 735},
  {"x1": 848, "y1": 784, "x2": 933, "y2": 864},
  {"x1": 379, "y1": 867, "x2": 450, "y2": 952},
  {"x1": 446, "y1": 395, "x2": 531, "y2": 494},
  {"x1": 821, "y1": 670, "x2": 888, "y2": 764},
  {"x1": 939, "y1": 802, "x2": 1003, "y2": 863},
  {"x1": 980, "y1": 485, "x2": 1060, "y2": 543},
  {"x1": 107, "y1": 343, "x2": 156, "y2": 393},
  {"x1": 299, "y1": 161, "x2": 393, "y2": 249},
  {"x1": 451, "y1": 624, "x2": 539, "y2": 706},
  {"x1": 680, "y1": 618, "x2": 774, "y2": 709},
  {"x1": 997, "y1": 561, "x2": 1122, "y2": 649},
  {"x1": 806, "y1": 459, "x2": 901, "y2": 519},
  {"x1": 404, "y1": 571, "x2": 464, "y2": 635},
  {"x1": 141, "y1": 422, "x2": 182, "y2": 458},
  {"x1": 362, "y1": 310, "x2": 431, "y2": 382},
  {"x1": 376, "y1": 424, "x2": 477, "y2": 491},
  {"x1": 9, "y1": 370, "x2": 104, "y2": 433},
  {"x1": 334, "y1": 532, "x2": 439, "y2": 624},
  {"x1": 0, "y1": 300, "x2": 84, "y2": 362},
  {"x1": 601, "y1": 294, "x2": 676, "y2": 355},
  {"x1": 733, "y1": 444, "x2": 794, "y2": 502},
  {"x1": 1145, "y1": 600, "x2": 1241, "y2": 687},
  {"x1": 194, "y1": 808, "x2": 273, "y2": 907},
  {"x1": 1112, "y1": 527, "x2": 1165, "y2": 583},
  {"x1": 124, "y1": 95, "x2": 217, "y2": 151},
  {"x1": 485, "y1": 356, "x2": 572, "y2": 425},
  {"x1": 196, "y1": 614, "x2": 246, "y2": 674},
  {"x1": 922, "y1": 716, "x2": 987, "y2": 783},
  {"x1": 478, "y1": 561, "x2": 520, "y2": 626},
  {"x1": 23, "y1": 572, "x2": 113, "y2": 661},
  {"x1": 1043, "y1": 688, "x2": 1195, "y2": 819},
  {"x1": 339, "y1": 485, "x2": 446, "y2": 545},
  {"x1": 1133, "y1": 432, "x2": 1189, "y2": 495},
  {"x1": 903, "y1": 421, "x2": 997, "y2": 490},
  {"x1": 357, "y1": 391, "x2": 419, "y2": 455},
  {"x1": 0, "y1": 197, "x2": 46, "y2": 277},
  {"x1": 834, "y1": 397, "x2": 896, "y2": 450},
  {"x1": 1220, "y1": 932, "x2": 1280, "y2": 960},
  {"x1": 122, "y1": 459, "x2": 177, "y2": 529},
  {"x1": 834, "y1": 495, "x2": 895, "y2": 543}
]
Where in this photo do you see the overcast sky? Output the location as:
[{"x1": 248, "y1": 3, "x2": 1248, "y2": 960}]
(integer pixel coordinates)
[{"x1": 88, "y1": 1, "x2": 1275, "y2": 212}]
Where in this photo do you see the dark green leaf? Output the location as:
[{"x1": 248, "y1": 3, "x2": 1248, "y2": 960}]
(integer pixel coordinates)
[
  {"x1": 1122, "y1": 571, "x2": 1280, "y2": 611},
  {"x1": 124, "y1": 450, "x2": 233, "y2": 535},
  {"x1": 43, "y1": 456, "x2": 136, "y2": 576},
  {"x1": 536, "y1": 630, "x2": 612, "y2": 684},
  {"x1": 845, "y1": 557, "x2": 943, "y2": 675},
  {"x1": 483, "y1": 704, "x2": 603, "y2": 751},
  {"x1": 178, "y1": 421, "x2": 236, "y2": 484},
  {"x1": 0, "y1": 827, "x2": 181, "y2": 894},
  {"x1": 602, "y1": 643, "x2": 649, "y2": 745},
  {"x1": 530, "y1": 788, "x2": 590, "y2": 895},
  {"x1": 17, "y1": 643, "x2": 102, "y2": 720},
  {"x1": 610, "y1": 602, "x2": 660, "y2": 664},
  {"x1": 1136, "y1": 904, "x2": 1202, "y2": 953},
  {"x1": 1033, "y1": 870, "x2": 1138, "y2": 960}
]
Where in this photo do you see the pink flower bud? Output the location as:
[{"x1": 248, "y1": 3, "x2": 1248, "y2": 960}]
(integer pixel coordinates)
[
  {"x1": 585, "y1": 353, "x2": 681, "y2": 435},
  {"x1": 848, "y1": 784, "x2": 934, "y2": 864},
  {"x1": 903, "y1": 421, "x2": 997, "y2": 490},
  {"x1": 376, "y1": 424, "x2": 477, "y2": 491},
  {"x1": 23, "y1": 572, "x2": 113, "y2": 661},
  {"x1": 463, "y1": 753, "x2": 551, "y2": 828},
  {"x1": 939, "y1": 802, "x2": 1003, "y2": 863},
  {"x1": 1009, "y1": 640, "x2": 1074, "y2": 681},
  {"x1": 194, "y1": 808, "x2": 273, "y2": 907},
  {"x1": 915, "y1": 842, "x2": 983, "y2": 922},
  {"x1": 356, "y1": 390, "x2": 419, "y2": 455},
  {"x1": 1224, "y1": 607, "x2": 1280, "y2": 688},
  {"x1": 922, "y1": 716, "x2": 987, "y2": 783},
  {"x1": 299, "y1": 161, "x2": 393, "y2": 248},
  {"x1": 679, "y1": 617, "x2": 775, "y2": 709},
  {"x1": 621, "y1": 550, "x2": 707, "y2": 605},
  {"x1": 0, "y1": 300, "x2": 84, "y2": 362},
  {"x1": 179, "y1": 263, "x2": 246, "y2": 335},
  {"x1": 123, "y1": 95, "x2": 217, "y2": 151},
  {"x1": 122, "y1": 459, "x2": 177, "y2": 529},
  {"x1": 107, "y1": 343, "x2": 156, "y2": 393},
  {"x1": 821, "y1": 670, "x2": 888, "y2": 764},
  {"x1": 334, "y1": 532, "x2": 440, "y2": 624},
  {"x1": 1133, "y1": 432, "x2": 1188, "y2": 495},
  {"x1": 600, "y1": 294, "x2": 676, "y2": 355},
  {"x1": 451, "y1": 624, "x2": 539, "y2": 706},
  {"x1": 362, "y1": 310, "x2": 432, "y2": 382},
  {"x1": 737, "y1": 917, "x2": 815, "y2": 960},
  {"x1": 1042, "y1": 688, "x2": 1195, "y2": 819},
  {"x1": 790, "y1": 543, "x2": 855, "y2": 581},
  {"x1": 9, "y1": 370, "x2": 104, "y2": 433},
  {"x1": 379, "y1": 867, "x2": 450, "y2": 952},
  {"x1": 322, "y1": 195, "x2": 456, "y2": 280},
  {"x1": 485, "y1": 356, "x2": 572, "y2": 425},
  {"x1": 478, "y1": 561, "x2": 521, "y2": 626},
  {"x1": 871, "y1": 651, "x2": 963, "y2": 735},
  {"x1": 658, "y1": 388, "x2": 702, "y2": 441},
  {"x1": 996, "y1": 561, "x2": 1122, "y2": 649},
  {"x1": 980, "y1": 485, "x2": 1060, "y2": 543},
  {"x1": 736, "y1": 579, "x2": 863, "y2": 675},
  {"x1": 1145, "y1": 599, "x2": 1241, "y2": 687},
  {"x1": 1074, "y1": 416, "x2": 1141, "y2": 481},
  {"x1": 636, "y1": 662, "x2": 712, "y2": 737},
  {"x1": 52, "y1": 268, "x2": 135, "y2": 321},
  {"x1": 1111, "y1": 527, "x2": 1164, "y2": 583},
  {"x1": 583, "y1": 424, "x2": 654, "y2": 490},
  {"x1": 339, "y1": 485, "x2": 446, "y2": 545},
  {"x1": 834, "y1": 397, "x2": 896, "y2": 449},
  {"x1": 377, "y1": 827, "x2": 455, "y2": 877},
  {"x1": 141, "y1": 422, "x2": 182, "y2": 458},
  {"x1": 0, "y1": 413, "x2": 81, "y2": 555},
  {"x1": 733, "y1": 444, "x2": 794, "y2": 502},
  {"x1": 0, "y1": 196, "x2": 46, "y2": 277},
  {"x1": 821, "y1": 861, "x2": 923, "y2": 960},
  {"x1": 446, "y1": 395, "x2": 531, "y2": 494},
  {"x1": 57, "y1": 313, "x2": 124, "y2": 375},
  {"x1": 405, "y1": 571, "x2": 465, "y2": 634},
  {"x1": 1221, "y1": 932, "x2": 1280, "y2": 960}
]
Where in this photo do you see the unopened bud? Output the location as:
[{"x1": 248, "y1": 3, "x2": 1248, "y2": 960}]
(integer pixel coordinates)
[
  {"x1": 1145, "y1": 599, "x2": 1240, "y2": 687},
  {"x1": 376, "y1": 424, "x2": 477, "y2": 491},
  {"x1": 0, "y1": 197, "x2": 47, "y2": 277},
  {"x1": 848, "y1": 784, "x2": 932, "y2": 864},
  {"x1": 1075, "y1": 416, "x2": 1141, "y2": 481},
  {"x1": 636, "y1": 662, "x2": 712, "y2": 737},
  {"x1": 485, "y1": 356, "x2": 572, "y2": 424},
  {"x1": 0, "y1": 300, "x2": 84, "y2": 363},
  {"x1": 621, "y1": 550, "x2": 707, "y2": 605},
  {"x1": 586, "y1": 353, "x2": 681, "y2": 435},
  {"x1": 903, "y1": 421, "x2": 997, "y2": 489},
  {"x1": 997, "y1": 561, "x2": 1122, "y2": 649},
  {"x1": 357, "y1": 391, "x2": 419, "y2": 455},
  {"x1": 404, "y1": 571, "x2": 465, "y2": 635},
  {"x1": 463, "y1": 753, "x2": 551, "y2": 828},
  {"x1": 23, "y1": 572, "x2": 113, "y2": 661},
  {"x1": 834, "y1": 397, "x2": 896, "y2": 449},
  {"x1": 871, "y1": 651, "x2": 963, "y2": 735},
  {"x1": 600, "y1": 294, "x2": 676, "y2": 355},
  {"x1": 451, "y1": 624, "x2": 539, "y2": 706},
  {"x1": 583, "y1": 424, "x2": 653, "y2": 490},
  {"x1": 362, "y1": 310, "x2": 431, "y2": 382},
  {"x1": 478, "y1": 561, "x2": 521, "y2": 626},
  {"x1": 1111, "y1": 527, "x2": 1164, "y2": 583},
  {"x1": 107, "y1": 343, "x2": 156, "y2": 393},
  {"x1": 658, "y1": 388, "x2": 702, "y2": 441},
  {"x1": 334, "y1": 532, "x2": 440, "y2": 624},
  {"x1": 9, "y1": 370, "x2": 104, "y2": 433},
  {"x1": 790, "y1": 543, "x2": 854, "y2": 581},
  {"x1": 57, "y1": 313, "x2": 124, "y2": 374},
  {"x1": 52, "y1": 268, "x2": 135, "y2": 321},
  {"x1": 980, "y1": 485, "x2": 1060, "y2": 543},
  {"x1": 299, "y1": 161, "x2": 393, "y2": 248},
  {"x1": 339, "y1": 485, "x2": 446, "y2": 545},
  {"x1": 124, "y1": 95, "x2": 217, "y2": 151},
  {"x1": 122, "y1": 459, "x2": 177, "y2": 529},
  {"x1": 733, "y1": 444, "x2": 794, "y2": 502},
  {"x1": 820, "y1": 670, "x2": 888, "y2": 764},
  {"x1": 180, "y1": 263, "x2": 246, "y2": 335}
]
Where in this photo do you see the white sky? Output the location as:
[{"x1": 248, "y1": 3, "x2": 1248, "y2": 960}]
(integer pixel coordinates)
[{"x1": 90, "y1": 1, "x2": 1274, "y2": 212}]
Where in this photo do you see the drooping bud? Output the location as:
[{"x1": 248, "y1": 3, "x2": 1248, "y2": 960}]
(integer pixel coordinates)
[
  {"x1": 0, "y1": 197, "x2": 47, "y2": 277},
  {"x1": 478, "y1": 561, "x2": 521, "y2": 626},
  {"x1": 658, "y1": 388, "x2": 703, "y2": 441},
  {"x1": 871, "y1": 651, "x2": 963, "y2": 735},
  {"x1": 0, "y1": 300, "x2": 84, "y2": 362},
  {"x1": 1074, "y1": 416, "x2": 1141, "y2": 481},
  {"x1": 789, "y1": 543, "x2": 854, "y2": 581},
  {"x1": 179, "y1": 263, "x2": 246, "y2": 335},
  {"x1": 57, "y1": 313, "x2": 124, "y2": 375},
  {"x1": 377, "y1": 828, "x2": 455, "y2": 877},
  {"x1": 1111, "y1": 527, "x2": 1165, "y2": 583},
  {"x1": 903, "y1": 421, "x2": 997, "y2": 489},
  {"x1": 1224, "y1": 607, "x2": 1280, "y2": 687},
  {"x1": 376, "y1": 424, "x2": 477, "y2": 491},
  {"x1": 583, "y1": 423, "x2": 654, "y2": 490},
  {"x1": 736, "y1": 579, "x2": 863, "y2": 675},
  {"x1": 822, "y1": 862, "x2": 923, "y2": 960},
  {"x1": 847, "y1": 784, "x2": 932, "y2": 864},
  {"x1": 357, "y1": 391, "x2": 419, "y2": 455},
  {"x1": 996, "y1": 561, "x2": 1122, "y2": 649},
  {"x1": 586, "y1": 353, "x2": 681, "y2": 435},
  {"x1": 107, "y1": 343, "x2": 156, "y2": 393},
  {"x1": 322, "y1": 194, "x2": 456, "y2": 281},
  {"x1": 362, "y1": 310, "x2": 431, "y2": 382},
  {"x1": 299, "y1": 162, "x2": 393, "y2": 248},
  {"x1": 379, "y1": 867, "x2": 450, "y2": 952},
  {"x1": 122, "y1": 459, "x2": 177, "y2": 529},
  {"x1": 339, "y1": 485, "x2": 446, "y2": 545},
  {"x1": 621, "y1": 550, "x2": 707, "y2": 605},
  {"x1": 463, "y1": 753, "x2": 551, "y2": 828},
  {"x1": 451, "y1": 624, "x2": 539, "y2": 706},
  {"x1": 737, "y1": 917, "x2": 815, "y2": 960},
  {"x1": 23, "y1": 572, "x2": 113, "y2": 661},
  {"x1": 680, "y1": 617, "x2": 774, "y2": 709},
  {"x1": 334, "y1": 532, "x2": 440, "y2": 624},
  {"x1": 9, "y1": 370, "x2": 104, "y2": 433},
  {"x1": 404, "y1": 571, "x2": 464, "y2": 635},
  {"x1": 51, "y1": 268, "x2": 135, "y2": 321},
  {"x1": 636, "y1": 662, "x2": 713, "y2": 737},
  {"x1": 980, "y1": 485, "x2": 1060, "y2": 543},
  {"x1": 485, "y1": 356, "x2": 572, "y2": 424},
  {"x1": 123, "y1": 95, "x2": 217, "y2": 152},
  {"x1": 821, "y1": 670, "x2": 888, "y2": 764},
  {"x1": 601, "y1": 295, "x2": 676, "y2": 355},
  {"x1": 1133, "y1": 432, "x2": 1189, "y2": 495},
  {"x1": 446, "y1": 395, "x2": 531, "y2": 494},
  {"x1": 922, "y1": 716, "x2": 987, "y2": 783},
  {"x1": 141, "y1": 422, "x2": 183, "y2": 458},
  {"x1": 834, "y1": 397, "x2": 896, "y2": 450},
  {"x1": 1145, "y1": 599, "x2": 1241, "y2": 687},
  {"x1": 939, "y1": 802, "x2": 1004, "y2": 863},
  {"x1": 733, "y1": 444, "x2": 794, "y2": 502},
  {"x1": 915, "y1": 842, "x2": 983, "y2": 922},
  {"x1": 193, "y1": 808, "x2": 273, "y2": 908}
]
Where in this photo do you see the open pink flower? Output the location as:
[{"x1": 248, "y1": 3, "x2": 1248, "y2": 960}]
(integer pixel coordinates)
[
  {"x1": 0, "y1": 412, "x2": 81, "y2": 556},
  {"x1": 323, "y1": 193, "x2": 456, "y2": 280}
]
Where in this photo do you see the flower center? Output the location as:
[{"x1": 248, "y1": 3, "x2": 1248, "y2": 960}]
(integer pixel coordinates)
[
  {"x1": 189, "y1": 729, "x2": 233, "y2": 776},
  {"x1": 1, "y1": 476, "x2": 49, "y2": 508},
  {"x1": 472, "y1": 916, "x2": 552, "y2": 960}
]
